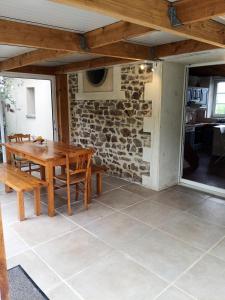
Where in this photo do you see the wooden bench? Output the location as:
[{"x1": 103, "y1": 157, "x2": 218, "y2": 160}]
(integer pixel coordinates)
[
  {"x1": 0, "y1": 164, "x2": 47, "y2": 221},
  {"x1": 91, "y1": 164, "x2": 108, "y2": 196}
]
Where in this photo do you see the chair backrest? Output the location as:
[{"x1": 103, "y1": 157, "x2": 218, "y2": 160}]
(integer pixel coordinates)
[
  {"x1": 65, "y1": 148, "x2": 94, "y2": 183},
  {"x1": 8, "y1": 134, "x2": 31, "y2": 143}
]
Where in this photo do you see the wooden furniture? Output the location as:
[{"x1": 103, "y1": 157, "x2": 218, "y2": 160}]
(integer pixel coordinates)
[
  {"x1": 54, "y1": 148, "x2": 93, "y2": 215},
  {"x1": 91, "y1": 164, "x2": 108, "y2": 196},
  {"x1": 0, "y1": 164, "x2": 47, "y2": 221},
  {"x1": 8, "y1": 134, "x2": 40, "y2": 174},
  {"x1": 3, "y1": 141, "x2": 82, "y2": 216},
  {"x1": 0, "y1": 207, "x2": 9, "y2": 300}
]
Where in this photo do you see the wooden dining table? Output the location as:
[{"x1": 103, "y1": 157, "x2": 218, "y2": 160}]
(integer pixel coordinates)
[{"x1": 3, "y1": 140, "x2": 82, "y2": 217}]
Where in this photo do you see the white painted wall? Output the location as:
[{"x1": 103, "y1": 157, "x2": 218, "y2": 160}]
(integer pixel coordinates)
[
  {"x1": 158, "y1": 62, "x2": 185, "y2": 189},
  {"x1": 5, "y1": 78, "x2": 53, "y2": 140},
  {"x1": 142, "y1": 61, "x2": 185, "y2": 190}
]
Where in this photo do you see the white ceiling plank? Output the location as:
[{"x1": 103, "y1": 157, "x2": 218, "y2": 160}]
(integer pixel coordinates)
[
  {"x1": 163, "y1": 48, "x2": 225, "y2": 64},
  {"x1": 0, "y1": 0, "x2": 117, "y2": 32},
  {"x1": 0, "y1": 45, "x2": 35, "y2": 58},
  {"x1": 129, "y1": 31, "x2": 187, "y2": 47}
]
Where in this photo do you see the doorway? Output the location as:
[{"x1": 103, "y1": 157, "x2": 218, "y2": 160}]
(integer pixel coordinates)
[
  {"x1": 0, "y1": 74, "x2": 57, "y2": 162},
  {"x1": 180, "y1": 63, "x2": 225, "y2": 192}
]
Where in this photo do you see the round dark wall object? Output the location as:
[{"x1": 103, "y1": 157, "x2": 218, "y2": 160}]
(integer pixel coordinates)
[{"x1": 86, "y1": 68, "x2": 108, "y2": 86}]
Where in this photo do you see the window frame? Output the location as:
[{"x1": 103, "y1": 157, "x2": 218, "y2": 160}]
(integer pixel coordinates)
[
  {"x1": 26, "y1": 86, "x2": 36, "y2": 119},
  {"x1": 212, "y1": 78, "x2": 225, "y2": 117}
]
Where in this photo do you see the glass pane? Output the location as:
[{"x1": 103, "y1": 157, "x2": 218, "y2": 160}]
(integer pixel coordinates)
[
  {"x1": 216, "y1": 93, "x2": 225, "y2": 103},
  {"x1": 215, "y1": 104, "x2": 225, "y2": 115},
  {"x1": 217, "y1": 82, "x2": 225, "y2": 93}
]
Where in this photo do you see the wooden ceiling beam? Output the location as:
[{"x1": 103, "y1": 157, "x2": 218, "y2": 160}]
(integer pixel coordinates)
[
  {"x1": 154, "y1": 39, "x2": 218, "y2": 58},
  {"x1": 173, "y1": 0, "x2": 225, "y2": 24},
  {"x1": 55, "y1": 57, "x2": 133, "y2": 73},
  {"x1": 51, "y1": 0, "x2": 225, "y2": 48},
  {"x1": 0, "y1": 49, "x2": 71, "y2": 71},
  {"x1": 90, "y1": 42, "x2": 152, "y2": 60},
  {"x1": 53, "y1": 39, "x2": 221, "y2": 72},
  {"x1": 0, "y1": 40, "x2": 152, "y2": 72},
  {"x1": 54, "y1": 39, "x2": 219, "y2": 74},
  {"x1": 9, "y1": 65, "x2": 57, "y2": 75},
  {"x1": 85, "y1": 21, "x2": 153, "y2": 48},
  {"x1": 0, "y1": 19, "x2": 154, "y2": 51},
  {"x1": 0, "y1": 19, "x2": 82, "y2": 52}
]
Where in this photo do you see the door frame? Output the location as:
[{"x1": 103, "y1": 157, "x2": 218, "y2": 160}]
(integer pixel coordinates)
[
  {"x1": 178, "y1": 60, "x2": 225, "y2": 198},
  {"x1": 0, "y1": 71, "x2": 58, "y2": 141}
]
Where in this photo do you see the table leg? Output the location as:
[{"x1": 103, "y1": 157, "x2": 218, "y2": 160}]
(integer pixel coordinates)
[
  {"x1": 45, "y1": 163, "x2": 55, "y2": 217},
  {"x1": 5, "y1": 149, "x2": 12, "y2": 193}
]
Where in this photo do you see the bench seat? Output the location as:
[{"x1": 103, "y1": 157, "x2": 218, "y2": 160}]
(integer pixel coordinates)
[{"x1": 0, "y1": 164, "x2": 47, "y2": 221}]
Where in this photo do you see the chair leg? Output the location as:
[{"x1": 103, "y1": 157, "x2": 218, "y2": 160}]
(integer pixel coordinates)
[
  {"x1": 75, "y1": 183, "x2": 79, "y2": 201},
  {"x1": 67, "y1": 183, "x2": 72, "y2": 216},
  {"x1": 29, "y1": 162, "x2": 32, "y2": 174},
  {"x1": 88, "y1": 177, "x2": 92, "y2": 204},
  {"x1": 84, "y1": 181, "x2": 88, "y2": 210},
  {"x1": 17, "y1": 191, "x2": 25, "y2": 221},
  {"x1": 34, "y1": 187, "x2": 41, "y2": 216},
  {"x1": 96, "y1": 172, "x2": 102, "y2": 196}
]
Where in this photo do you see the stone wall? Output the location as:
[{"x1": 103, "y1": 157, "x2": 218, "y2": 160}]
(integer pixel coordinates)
[{"x1": 69, "y1": 64, "x2": 152, "y2": 183}]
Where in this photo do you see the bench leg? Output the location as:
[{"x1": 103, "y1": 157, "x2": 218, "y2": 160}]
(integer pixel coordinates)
[
  {"x1": 17, "y1": 191, "x2": 25, "y2": 221},
  {"x1": 5, "y1": 185, "x2": 12, "y2": 193},
  {"x1": 96, "y1": 173, "x2": 102, "y2": 196},
  {"x1": 34, "y1": 188, "x2": 41, "y2": 216}
]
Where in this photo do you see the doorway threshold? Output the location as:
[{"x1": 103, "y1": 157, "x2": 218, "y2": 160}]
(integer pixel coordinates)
[{"x1": 179, "y1": 178, "x2": 225, "y2": 199}]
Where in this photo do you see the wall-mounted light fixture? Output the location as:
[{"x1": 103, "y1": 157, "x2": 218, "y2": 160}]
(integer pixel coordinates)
[{"x1": 139, "y1": 62, "x2": 156, "y2": 73}]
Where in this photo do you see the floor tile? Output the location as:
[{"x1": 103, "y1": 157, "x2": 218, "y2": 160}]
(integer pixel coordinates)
[
  {"x1": 47, "y1": 282, "x2": 81, "y2": 300},
  {"x1": 57, "y1": 200, "x2": 114, "y2": 226},
  {"x1": 160, "y1": 213, "x2": 225, "y2": 250},
  {"x1": 123, "y1": 200, "x2": 181, "y2": 227},
  {"x1": 102, "y1": 175, "x2": 129, "y2": 187},
  {"x1": 12, "y1": 213, "x2": 77, "y2": 246},
  {"x1": 0, "y1": 190, "x2": 18, "y2": 206},
  {"x1": 176, "y1": 254, "x2": 225, "y2": 300},
  {"x1": 54, "y1": 186, "x2": 76, "y2": 198},
  {"x1": 151, "y1": 187, "x2": 206, "y2": 211},
  {"x1": 4, "y1": 227, "x2": 28, "y2": 259},
  {"x1": 68, "y1": 251, "x2": 167, "y2": 300},
  {"x1": 35, "y1": 229, "x2": 112, "y2": 278},
  {"x1": 41, "y1": 192, "x2": 74, "y2": 209},
  {"x1": 121, "y1": 229, "x2": 202, "y2": 282},
  {"x1": 97, "y1": 188, "x2": 144, "y2": 210},
  {"x1": 188, "y1": 198, "x2": 225, "y2": 227},
  {"x1": 122, "y1": 183, "x2": 157, "y2": 198},
  {"x1": 85, "y1": 212, "x2": 151, "y2": 249},
  {"x1": 156, "y1": 286, "x2": 195, "y2": 300},
  {"x1": 209, "y1": 237, "x2": 225, "y2": 261},
  {"x1": 91, "y1": 179, "x2": 117, "y2": 195},
  {"x1": 1, "y1": 197, "x2": 39, "y2": 225},
  {"x1": 7, "y1": 250, "x2": 60, "y2": 293}
]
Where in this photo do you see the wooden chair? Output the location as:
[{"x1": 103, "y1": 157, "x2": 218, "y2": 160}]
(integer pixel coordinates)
[
  {"x1": 54, "y1": 148, "x2": 93, "y2": 215},
  {"x1": 8, "y1": 134, "x2": 40, "y2": 174}
]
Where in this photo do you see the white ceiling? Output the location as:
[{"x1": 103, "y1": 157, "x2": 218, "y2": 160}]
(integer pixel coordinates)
[
  {"x1": 0, "y1": 44, "x2": 35, "y2": 60},
  {"x1": 0, "y1": 0, "x2": 117, "y2": 32},
  {"x1": 35, "y1": 53, "x2": 102, "y2": 66},
  {"x1": 163, "y1": 49, "x2": 225, "y2": 65},
  {"x1": 128, "y1": 31, "x2": 187, "y2": 46},
  {"x1": 213, "y1": 15, "x2": 225, "y2": 25}
]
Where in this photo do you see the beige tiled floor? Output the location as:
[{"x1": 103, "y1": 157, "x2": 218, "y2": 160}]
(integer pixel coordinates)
[{"x1": 2, "y1": 176, "x2": 225, "y2": 299}]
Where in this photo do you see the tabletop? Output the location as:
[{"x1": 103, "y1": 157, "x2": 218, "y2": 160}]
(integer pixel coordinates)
[{"x1": 4, "y1": 140, "x2": 81, "y2": 162}]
